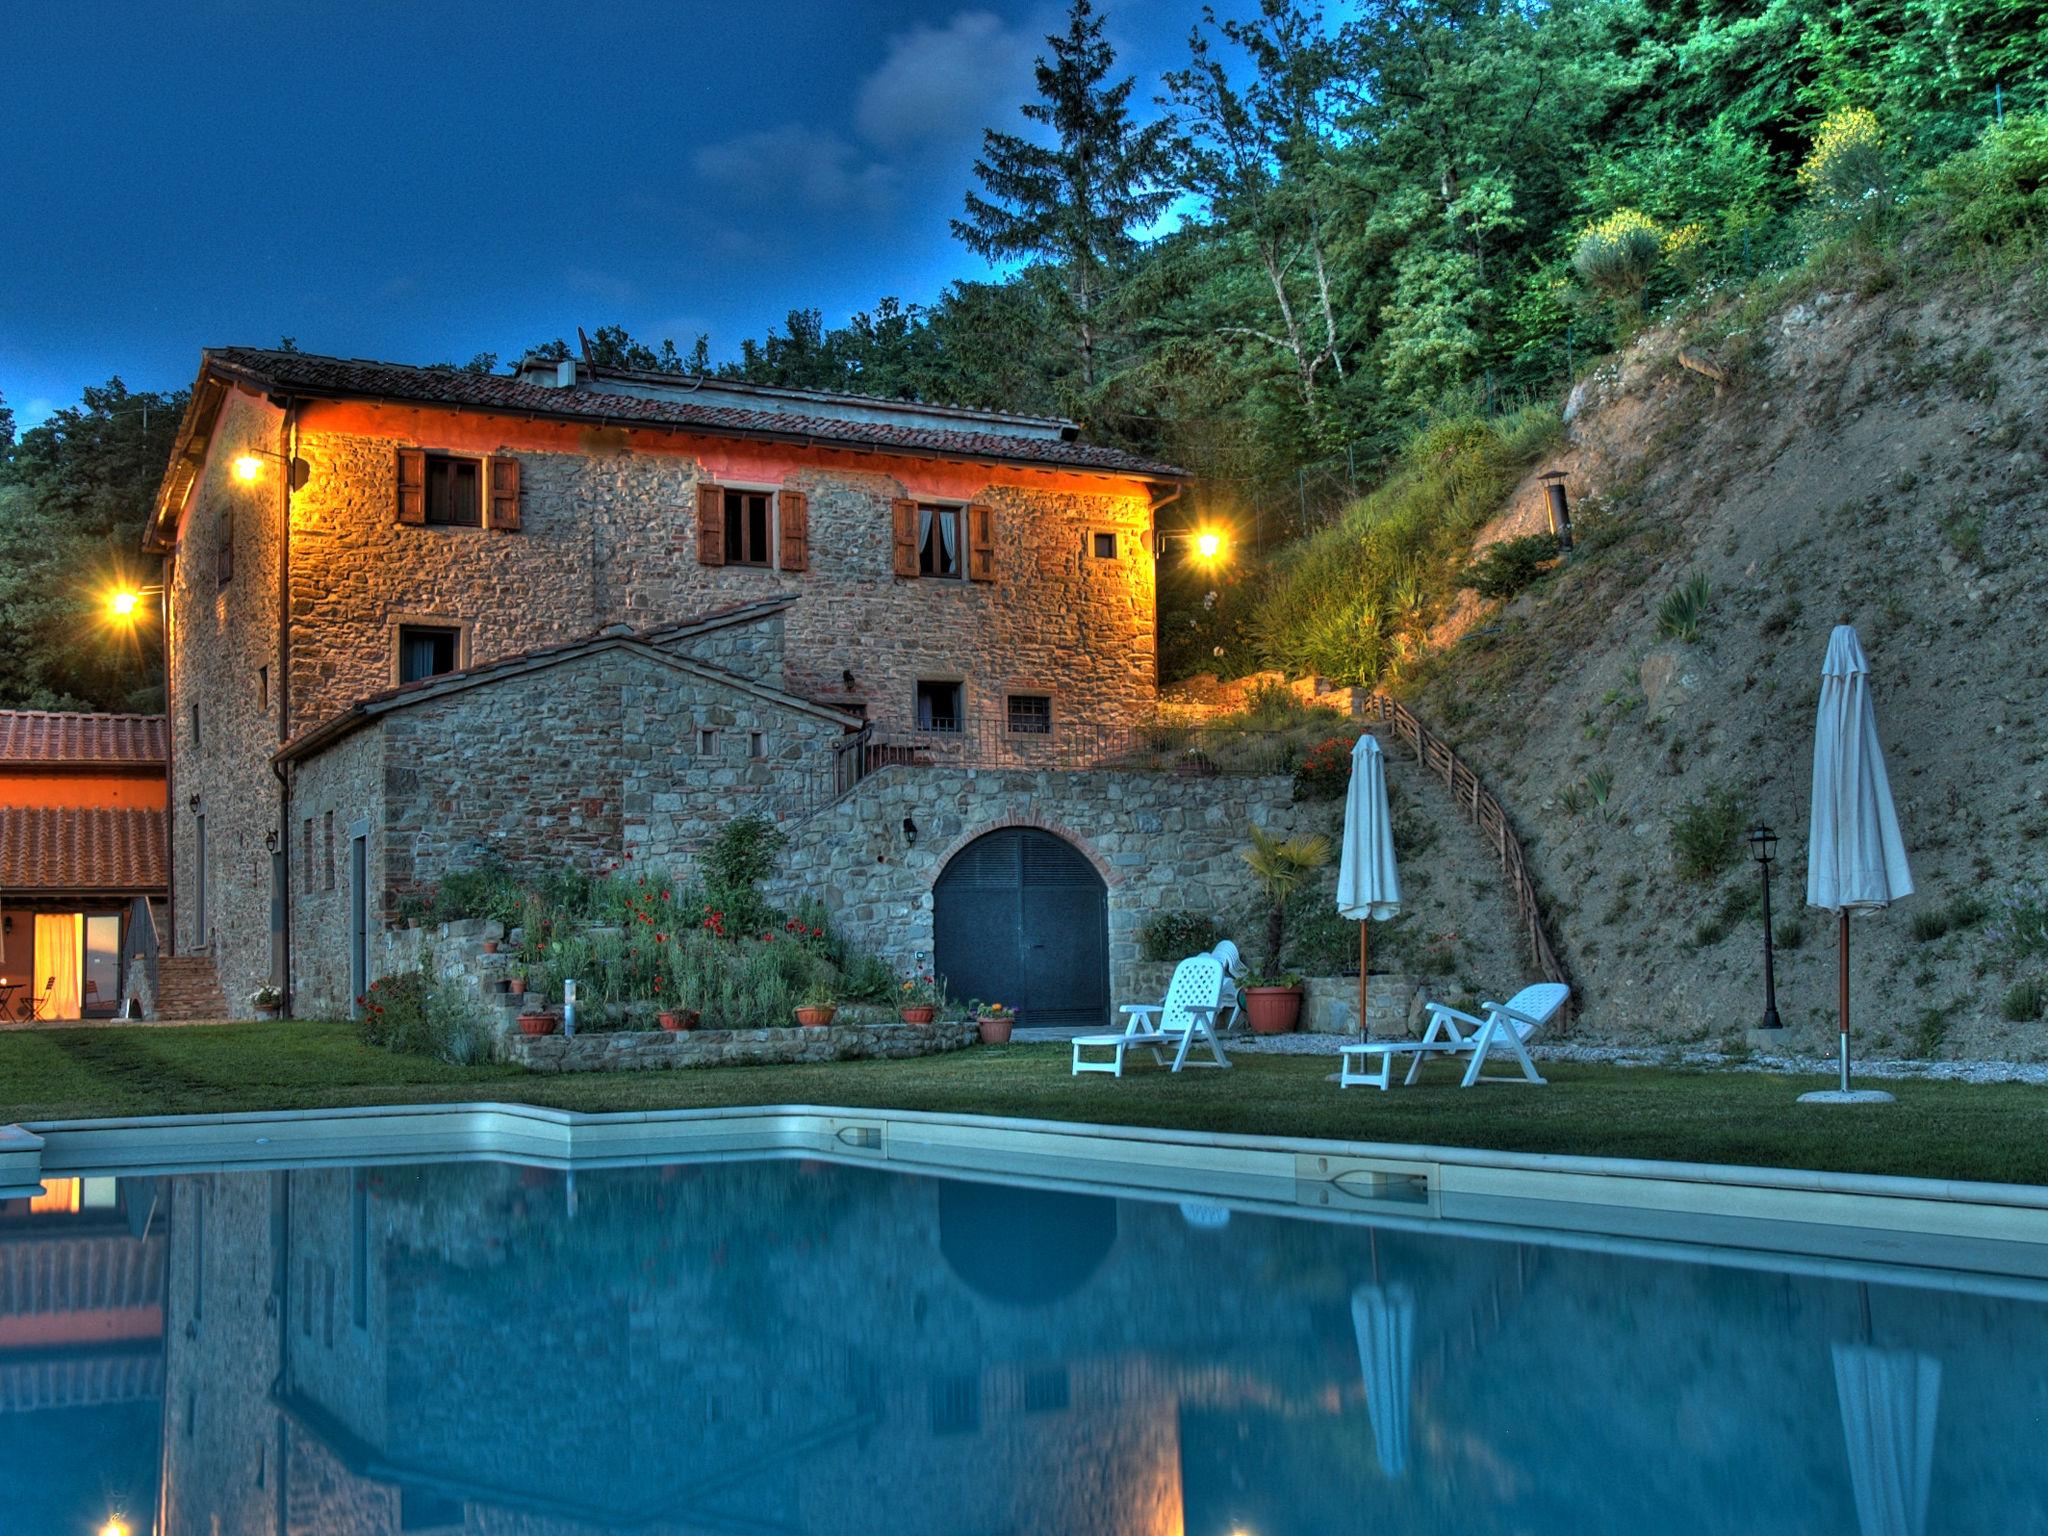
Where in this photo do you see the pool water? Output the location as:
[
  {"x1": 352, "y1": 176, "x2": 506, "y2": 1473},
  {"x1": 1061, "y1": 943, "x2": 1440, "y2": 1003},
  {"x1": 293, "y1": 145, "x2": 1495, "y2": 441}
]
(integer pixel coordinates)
[{"x1": 9, "y1": 1155, "x2": 2048, "y2": 1534}]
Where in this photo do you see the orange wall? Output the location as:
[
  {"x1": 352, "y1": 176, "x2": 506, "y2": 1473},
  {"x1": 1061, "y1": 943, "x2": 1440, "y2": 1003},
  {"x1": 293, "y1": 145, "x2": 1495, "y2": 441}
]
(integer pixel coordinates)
[{"x1": 0, "y1": 770, "x2": 166, "y2": 809}]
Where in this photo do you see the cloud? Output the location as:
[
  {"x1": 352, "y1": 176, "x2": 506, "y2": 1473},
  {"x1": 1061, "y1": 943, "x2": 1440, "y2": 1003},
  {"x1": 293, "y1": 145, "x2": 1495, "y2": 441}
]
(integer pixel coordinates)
[
  {"x1": 691, "y1": 125, "x2": 898, "y2": 215},
  {"x1": 853, "y1": 10, "x2": 1037, "y2": 155}
]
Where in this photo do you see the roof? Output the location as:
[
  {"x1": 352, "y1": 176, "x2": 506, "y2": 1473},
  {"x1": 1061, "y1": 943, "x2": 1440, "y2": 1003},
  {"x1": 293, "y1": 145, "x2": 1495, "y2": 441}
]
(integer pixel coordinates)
[
  {"x1": 0, "y1": 806, "x2": 167, "y2": 894},
  {"x1": 0, "y1": 712, "x2": 167, "y2": 769},
  {"x1": 205, "y1": 343, "x2": 1177, "y2": 465},
  {"x1": 277, "y1": 597, "x2": 856, "y2": 765}
]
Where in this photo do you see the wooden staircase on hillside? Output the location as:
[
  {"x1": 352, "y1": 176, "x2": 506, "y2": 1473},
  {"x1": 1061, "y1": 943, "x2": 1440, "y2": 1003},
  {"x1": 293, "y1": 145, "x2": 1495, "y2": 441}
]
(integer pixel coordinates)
[{"x1": 153, "y1": 956, "x2": 230, "y2": 1021}]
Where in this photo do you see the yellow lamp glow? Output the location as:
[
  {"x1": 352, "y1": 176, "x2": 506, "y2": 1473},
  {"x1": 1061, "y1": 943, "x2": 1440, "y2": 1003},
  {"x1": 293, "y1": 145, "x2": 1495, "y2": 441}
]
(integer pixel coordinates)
[
  {"x1": 1194, "y1": 529, "x2": 1225, "y2": 562},
  {"x1": 108, "y1": 589, "x2": 142, "y2": 620},
  {"x1": 101, "y1": 1518, "x2": 131, "y2": 1536},
  {"x1": 232, "y1": 452, "x2": 264, "y2": 482}
]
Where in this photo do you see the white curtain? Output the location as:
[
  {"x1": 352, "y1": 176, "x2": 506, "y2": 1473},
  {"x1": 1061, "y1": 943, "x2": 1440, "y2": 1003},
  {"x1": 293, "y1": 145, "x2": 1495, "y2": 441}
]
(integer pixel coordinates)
[{"x1": 34, "y1": 913, "x2": 82, "y2": 1020}]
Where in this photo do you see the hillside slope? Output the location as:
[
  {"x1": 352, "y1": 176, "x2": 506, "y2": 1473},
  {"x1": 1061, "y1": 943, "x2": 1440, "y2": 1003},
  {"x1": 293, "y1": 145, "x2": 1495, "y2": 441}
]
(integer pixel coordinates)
[{"x1": 1405, "y1": 263, "x2": 2048, "y2": 1058}]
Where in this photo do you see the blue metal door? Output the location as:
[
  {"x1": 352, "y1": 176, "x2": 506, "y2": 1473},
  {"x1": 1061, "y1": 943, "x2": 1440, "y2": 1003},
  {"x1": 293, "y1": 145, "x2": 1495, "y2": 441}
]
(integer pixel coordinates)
[{"x1": 933, "y1": 829, "x2": 1108, "y2": 1027}]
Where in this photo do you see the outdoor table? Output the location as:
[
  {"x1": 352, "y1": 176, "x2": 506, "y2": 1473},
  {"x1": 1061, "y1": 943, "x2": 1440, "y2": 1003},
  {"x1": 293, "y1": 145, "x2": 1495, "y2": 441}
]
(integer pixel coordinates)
[{"x1": 0, "y1": 982, "x2": 25, "y2": 1023}]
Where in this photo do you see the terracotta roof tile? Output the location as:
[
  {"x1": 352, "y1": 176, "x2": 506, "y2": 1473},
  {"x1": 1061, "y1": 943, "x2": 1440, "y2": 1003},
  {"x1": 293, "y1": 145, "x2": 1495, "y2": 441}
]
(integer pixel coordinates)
[
  {"x1": 0, "y1": 712, "x2": 168, "y2": 767},
  {"x1": 0, "y1": 806, "x2": 167, "y2": 893},
  {"x1": 202, "y1": 347, "x2": 1186, "y2": 478}
]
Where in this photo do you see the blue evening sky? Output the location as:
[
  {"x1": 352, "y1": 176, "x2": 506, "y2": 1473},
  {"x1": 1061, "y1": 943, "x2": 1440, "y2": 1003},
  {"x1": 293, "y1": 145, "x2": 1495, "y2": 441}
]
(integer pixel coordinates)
[{"x1": 0, "y1": 0, "x2": 1211, "y2": 426}]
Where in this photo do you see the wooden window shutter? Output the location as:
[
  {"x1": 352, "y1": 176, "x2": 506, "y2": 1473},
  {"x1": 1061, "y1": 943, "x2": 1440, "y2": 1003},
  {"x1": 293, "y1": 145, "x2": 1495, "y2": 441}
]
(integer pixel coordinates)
[
  {"x1": 967, "y1": 502, "x2": 996, "y2": 582},
  {"x1": 778, "y1": 489, "x2": 809, "y2": 572},
  {"x1": 696, "y1": 482, "x2": 725, "y2": 566},
  {"x1": 488, "y1": 456, "x2": 522, "y2": 530},
  {"x1": 396, "y1": 448, "x2": 426, "y2": 525},
  {"x1": 891, "y1": 498, "x2": 919, "y2": 578}
]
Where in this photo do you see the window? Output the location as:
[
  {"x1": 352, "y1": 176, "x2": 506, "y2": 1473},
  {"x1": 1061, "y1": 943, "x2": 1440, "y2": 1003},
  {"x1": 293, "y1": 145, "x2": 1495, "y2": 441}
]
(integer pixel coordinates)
[
  {"x1": 929, "y1": 1374, "x2": 980, "y2": 1436},
  {"x1": 400, "y1": 1489, "x2": 465, "y2": 1532},
  {"x1": 919, "y1": 505, "x2": 961, "y2": 577},
  {"x1": 915, "y1": 680, "x2": 963, "y2": 733},
  {"x1": 302, "y1": 818, "x2": 314, "y2": 894},
  {"x1": 1091, "y1": 531, "x2": 1117, "y2": 559},
  {"x1": 217, "y1": 513, "x2": 234, "y2": 585},
  {"x1": 257, "y1": 665, "x2": 269, "y2": 712},
  {"x1": 723, "y1": 489, "x2": 773, "y2": 567},
  {"x1": 323, "y1": 811, "x2": 336, "y2": 892},
  {"x1": 190, "y1": 703, "x2": 200, "y2": 748},
  {"x1": 350, "y1": 1174, "x2": 368, "y2": 1329},
  {"x1": 423, "y1": 454, "x2": 482, "y2": 526},
  {"x1": 1007, "y1": 694, "x2": 1052, "y2": 735},
  {"x1": 748, "y1": 729, "x2": 766, "y2": 759},
  {"x1": 697, "y1": 727, "x2": 721, "y2": 757},
  {"x1": 397, "y1": 625, "x2": 460, "y2": 684},
  {"x1": 1023, "y1": 1367, "x2": 1070, "y2": 1414}
]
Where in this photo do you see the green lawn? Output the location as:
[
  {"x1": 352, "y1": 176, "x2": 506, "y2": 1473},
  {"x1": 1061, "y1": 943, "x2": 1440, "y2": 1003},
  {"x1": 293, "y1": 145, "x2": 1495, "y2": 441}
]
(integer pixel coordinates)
[{"x1": 1, "y1": 1021, "x2": 2043, "y2": 1184}]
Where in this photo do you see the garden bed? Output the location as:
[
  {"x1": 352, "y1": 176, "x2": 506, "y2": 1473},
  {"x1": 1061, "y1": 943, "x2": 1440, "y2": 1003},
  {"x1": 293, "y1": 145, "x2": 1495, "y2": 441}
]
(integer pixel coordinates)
[{"x1": 503, "y1": 1019, "x2": 979, "y2": 1074}]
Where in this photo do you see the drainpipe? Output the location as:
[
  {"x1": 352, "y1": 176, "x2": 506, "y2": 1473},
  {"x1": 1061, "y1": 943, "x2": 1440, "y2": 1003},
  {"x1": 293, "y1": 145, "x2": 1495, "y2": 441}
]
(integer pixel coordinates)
[
  {"x1": 271, "y1": 402, "x2": 297, "y2": 1015},
  {"x1": 1146, "y1": 482, "x2": 1186, "y2": 695},
  {"x1": 161, "y1": 568, "x2": 176, "y2": 958}
]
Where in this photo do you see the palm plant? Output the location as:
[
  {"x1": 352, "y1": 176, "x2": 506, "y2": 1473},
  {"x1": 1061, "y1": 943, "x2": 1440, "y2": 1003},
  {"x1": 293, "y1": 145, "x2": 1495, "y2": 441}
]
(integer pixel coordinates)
[{"x1": 1242, "y1": 825, "x2": 1333, "y2": 970}]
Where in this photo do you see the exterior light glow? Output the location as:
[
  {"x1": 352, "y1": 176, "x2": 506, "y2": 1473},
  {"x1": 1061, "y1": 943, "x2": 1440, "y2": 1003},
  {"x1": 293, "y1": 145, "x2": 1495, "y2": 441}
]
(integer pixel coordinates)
[
  {"x1": 1195, "y1": 529, "x2": 1224, "y2": 562},
  {"x1": 102, "y1": 1519, "x2": 131, "y2": 1536},
  {"x1": 232, "y1": 453, "x2": 264, "y2": 481},
  {"x1": 108, "y1": 589, "x2": 142, "y2": 619}
]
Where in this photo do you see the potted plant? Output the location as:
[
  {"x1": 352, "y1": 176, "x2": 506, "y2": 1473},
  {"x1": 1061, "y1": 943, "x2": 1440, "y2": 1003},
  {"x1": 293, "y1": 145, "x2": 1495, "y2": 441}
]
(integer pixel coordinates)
[
  {"x1": 516, "y1": 1010, "x2": 558, "y2": 1036},
  {"x1": 972, "y1": 1000, "x2": 1014, "y2": 1044},
  {"x1": 1239, "y1": 966, "x2": 1307, "y2": 1034},
  {"x1": 658, "y1": 1007, "x2": 700, "y2": 1032},
  {"x1": 1175, "y1": 746, "x2": 1219, "y2": 779},
  {"x1": 249, "y1": 984, "x2": 282, "y2": 1021},
  {"x1": 1239, "y1": 825, "x2": 1330, "y2": 1034},
  {"x1": 794, "y1": 980, "x2": 838, "y2": 1028},
  {"x1": 507, "y1": 964, "x2": 528, "y2": 999},
  {"x1": 482, "y1": 937, "x2": 501, "y2": 955},
  {"x1": 897, "y1": 971, "x2": 944, "y2": 1025}
]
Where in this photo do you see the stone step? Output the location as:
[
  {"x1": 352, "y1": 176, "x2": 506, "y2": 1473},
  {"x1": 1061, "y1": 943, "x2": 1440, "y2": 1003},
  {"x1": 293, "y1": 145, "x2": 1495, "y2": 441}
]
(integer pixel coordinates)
[{"x1": 154, "y1": 956, "x2": 230, "y2": 1021}]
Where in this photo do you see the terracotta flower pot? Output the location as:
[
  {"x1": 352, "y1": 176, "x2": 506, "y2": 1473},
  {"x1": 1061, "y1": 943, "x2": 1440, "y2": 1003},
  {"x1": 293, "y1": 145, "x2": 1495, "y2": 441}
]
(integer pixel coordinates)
[
  {"x1": 482, "y1": 939, "x2": 500, "y2": 954},
  {"x1": 977, "y1": 1015, "x2": 1014, "y2": 1044},
  {"x1": 1243, "y1": 986, "x2": 1304, "y2": 1035},
  {"x1": 899, "y1": 1005, "x2": 937, "y2": 1025},
  {"x1": 253, "y1": 1003, "x2": 280, "y2": 1021},
  {"x1": 659, "y1": 1009, "x2": 699, "y2": 1033},
  {"x1": 794, "y1": 1006, "x2": 837, "y2": 1028},
  {"x1": 516, "y1": 1011, "x2": 558, "y2": 1036},
  {"x1": 507, "y1": 978, "x2": 526, "y2": 997}
]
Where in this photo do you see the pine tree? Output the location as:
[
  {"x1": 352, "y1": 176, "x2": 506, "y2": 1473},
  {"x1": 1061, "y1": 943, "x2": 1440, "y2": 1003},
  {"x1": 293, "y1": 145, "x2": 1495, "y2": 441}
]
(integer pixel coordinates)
[{"x1": 953, "y1": 0, "x2": 1175, "y2": 390}]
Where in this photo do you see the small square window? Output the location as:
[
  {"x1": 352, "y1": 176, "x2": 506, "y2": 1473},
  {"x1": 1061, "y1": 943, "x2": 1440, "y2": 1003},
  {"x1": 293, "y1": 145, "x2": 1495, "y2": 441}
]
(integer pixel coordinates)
[
  {"x1": 190, "y1": 703, "x2": 200, "y2": 748},
  {"x1": 423, "y1": 455, "x2": 482, "y2": 526},
  {"x1": 1091, "y1": 531, "x2": 1117, "y2": 559},
  {"x1": 748, "y1": 729, "x2": 766, "y2": 759},
  {"x1": 1007, "y1": 694, "x2": 1052, "y2": 735},
  {"x1": 323, "y1": 811, "x2": 336, "y2": 892},
  {"x1": 697, "y1": 727, "x2": 721, "y2": 757},
  {"x1": 1023, "y1": 1367, "x2": 1070, "y2": 1413},
  {"x1": 257, "y1": 665, "x2": 269, "y2": 711},
  {"x1": 929, "y1": 1374, "x2": 980, "y2": 1435},
  {"x1": 919, "y1": 505, "x2": 962, "y2": 578},
  {"x1": 915, "y1": 680, "x2": 963, "y2": 733},
  {"x1": 723, "y1": 490, "x2": 773, "y2": 567},
  {"x1": 397, "y1": 626, "x2": 460, "y2": 684}
]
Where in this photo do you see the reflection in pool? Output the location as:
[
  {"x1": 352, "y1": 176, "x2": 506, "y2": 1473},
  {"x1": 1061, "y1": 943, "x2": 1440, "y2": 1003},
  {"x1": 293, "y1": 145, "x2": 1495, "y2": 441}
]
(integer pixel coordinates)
[{"x1": 6, "y1": 1156, "x2": 2048, "y2": 1534}]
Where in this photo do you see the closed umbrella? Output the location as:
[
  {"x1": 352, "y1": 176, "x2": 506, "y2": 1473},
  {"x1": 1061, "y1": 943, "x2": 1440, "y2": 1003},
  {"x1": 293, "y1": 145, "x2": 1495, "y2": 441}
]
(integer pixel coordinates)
[
  {"x1": 1803, "y1": 625, "x2": 1913, "y2": 1103},
  {"x1": 1352, "y1": 1282, "x2": 1416, "y2": 1478},
  {"x1": 1337, "y1": 734, "x2": 1402, "y2": 1041},
  {"x1": 1832, "y1": 1343, "x2": 1941, "y2": 1536}
]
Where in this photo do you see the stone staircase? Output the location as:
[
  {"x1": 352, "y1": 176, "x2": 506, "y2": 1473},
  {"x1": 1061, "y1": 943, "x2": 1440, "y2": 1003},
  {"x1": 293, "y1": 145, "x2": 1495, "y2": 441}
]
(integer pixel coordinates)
[{"x1": 153, "y1": 956, "x2": 230, "y2": 1021}]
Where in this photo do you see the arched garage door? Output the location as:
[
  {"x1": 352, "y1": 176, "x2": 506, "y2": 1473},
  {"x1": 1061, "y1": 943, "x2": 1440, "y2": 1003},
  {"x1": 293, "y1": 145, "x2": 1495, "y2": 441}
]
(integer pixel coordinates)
[{"x1": 933, "y1": 829, "x2": 1108, "y2": 1027}]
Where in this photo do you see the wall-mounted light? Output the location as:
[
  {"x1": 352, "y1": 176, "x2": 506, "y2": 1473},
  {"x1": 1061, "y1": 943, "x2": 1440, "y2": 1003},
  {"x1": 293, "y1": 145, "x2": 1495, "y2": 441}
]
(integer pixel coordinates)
[
  {"x1": 104, "y1": 583, "x2": 164, "y2": 624},
  {"x1": 230, "y1": 446, "x2": 310, "y2": 489},
  {"x1": 1195, "y1": 529, "x2": 1224, "y2": 562},
  {"x1": 264, "y1": 829, "x2": 280, "y2": 854},
  {"x1": 188, "y1": 794, "x2": 202, "y2": 813},
  {"x1": 231, "y1": 453, "x2": 264, "y2": 482},
  {"x1": 901, "y1": 817, "x2": 918, "y2": 847}
]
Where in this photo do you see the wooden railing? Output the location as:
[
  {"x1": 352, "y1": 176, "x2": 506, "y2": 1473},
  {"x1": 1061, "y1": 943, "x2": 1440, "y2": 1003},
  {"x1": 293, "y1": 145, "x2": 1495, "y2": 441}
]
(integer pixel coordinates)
[{"x1": 1366, "y1": 694, "x2": 1570, "y2": 995}]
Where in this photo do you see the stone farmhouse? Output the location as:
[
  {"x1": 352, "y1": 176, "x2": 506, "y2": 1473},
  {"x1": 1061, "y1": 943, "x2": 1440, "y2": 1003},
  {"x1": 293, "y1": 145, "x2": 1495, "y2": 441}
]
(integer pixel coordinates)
[{"x1": 145, "y1": 347, "x2": 1304, "y2": 1023}]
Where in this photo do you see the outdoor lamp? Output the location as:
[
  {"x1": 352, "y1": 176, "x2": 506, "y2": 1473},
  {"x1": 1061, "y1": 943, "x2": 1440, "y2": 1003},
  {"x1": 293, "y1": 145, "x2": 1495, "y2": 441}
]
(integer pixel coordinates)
[
  {"x1": 230, "y1": 446, "x2": 310, "y2": 487},
  {"x1": 1750, "y1": 822, "x2": 1783, "y2": 1030},
  {"x1": 101, "y1": 1519, "x2": 131, "y2": 1536},
  {"x1": 231, "y1": 453, "x2": 264, "y2": 482},
  {"x1": 1195, "y1": 528, "x2": 1225, "y2": 562},
  {"x1": 902, "y1": 817, "x2": 918, "y2": 847},
  {"x1": 105, "y1": 583, "x2": 163, "y2": 622}
]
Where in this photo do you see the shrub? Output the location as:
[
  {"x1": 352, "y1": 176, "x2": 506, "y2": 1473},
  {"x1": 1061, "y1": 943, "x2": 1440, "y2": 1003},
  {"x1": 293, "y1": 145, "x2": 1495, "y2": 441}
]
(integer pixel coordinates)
[
  {"x1": 1925, "y1": 111, "x2": 2048, "y2": 250},
  {"x1": 1799, "y1": 108, "x2": 1895, "y2": 226},
  {"x1": 1140, "y1": 909, "x2": 1225, "y2": 962},
  {"x1": 1573, "y1": 208, "x2": 1664, "y2": 309},
  {"x1": 699, "y1": 814, "x2": 788, "y2": 935},
  {"x1": 431, "y1": 863, "x2": 523, "y2": 925},
  {"x1": 1291, "y1": 737, "x2": 1354, "y2": 801},
  {"x1": 1670, "y1": 785, "x2": 1751, "y2": 882},
  {"x1": 1988, "y1": 882, "x2": 2048, "y2": 969},
  {"x1": 1656, "y1": 575, "x2": 1713, "y2": 643},
  {"x1": 1460, "y1": 533, "x2": 1559, "y2": 601},
  {"x1": 356, "y1": 965, "x2": 490, "y2": 1064},
  {"x1": 1243, "y1": 826, "x2": 1332, "y2": 968},
  {"x1": 2001, "y1": 977, "x2": 2046, "y2": 1023}
]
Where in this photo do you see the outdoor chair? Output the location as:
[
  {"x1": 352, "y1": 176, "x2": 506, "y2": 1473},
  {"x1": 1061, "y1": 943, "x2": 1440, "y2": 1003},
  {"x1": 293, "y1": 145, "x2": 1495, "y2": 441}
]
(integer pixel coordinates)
[
  {"x1": 1339, "y1": 983, "x2": 1569, "y2": 1090},
  {"x1": 1210, "y1": 940, "x2": 1245, "y2": 1034},
  {"x1": 1071, "y1": 953, "x2": 1231, "y2": 1077},
  {"x1": 29, "y1": 975, "x2": 57, "y2": 1022}
]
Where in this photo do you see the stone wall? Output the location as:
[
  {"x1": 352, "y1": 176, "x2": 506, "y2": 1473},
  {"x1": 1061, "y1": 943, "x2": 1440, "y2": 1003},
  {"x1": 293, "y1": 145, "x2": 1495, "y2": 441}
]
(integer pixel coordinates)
[
  {"x1": 504, "y1": 1019, "x2": 979, "y2": 1072},
  {"x1": 165, "y1": 388, "x2": 291, "y2": 1016},
  {"x1": 770, "y1": 764, "x2": 1304, "y2": 1005},
  {"x1": 288, "y1": 727, "x2": 385, "y2": 1016},
  {"x1": 1121, "y1": 959, "x2": 1426, "y2": 1036}
]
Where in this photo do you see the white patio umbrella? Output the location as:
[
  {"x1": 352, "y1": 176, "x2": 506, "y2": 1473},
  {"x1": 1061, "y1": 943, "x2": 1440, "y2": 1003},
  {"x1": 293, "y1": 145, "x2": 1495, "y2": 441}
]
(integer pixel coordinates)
[
  {"x1": 1336, "y1": 734, "x2": 1401, "y2": 1041},
  {"x1": 1832, "y1": 1342, "x2": 1941, "y2": 1536},
  {"x1": 1803, "y1": 625, "x2": 1913, "y2": 1104},
  {"x1": 1351, "y1": 1281, "x2": 1415, "y2": 1478}
]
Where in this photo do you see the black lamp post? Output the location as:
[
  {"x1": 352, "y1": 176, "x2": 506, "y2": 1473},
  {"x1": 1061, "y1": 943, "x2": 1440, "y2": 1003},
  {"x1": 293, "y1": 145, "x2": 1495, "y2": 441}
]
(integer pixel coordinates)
[{"x1": 1749, "y1": 823, "x2": 1783, "y2": 1030}]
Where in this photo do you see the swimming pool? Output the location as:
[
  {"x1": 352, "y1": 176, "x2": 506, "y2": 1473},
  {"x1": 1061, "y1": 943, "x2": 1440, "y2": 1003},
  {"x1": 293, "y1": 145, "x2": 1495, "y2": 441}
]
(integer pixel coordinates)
[{"x1": 8, "y1": 1108, "x2": 2048, "y2": 1534}]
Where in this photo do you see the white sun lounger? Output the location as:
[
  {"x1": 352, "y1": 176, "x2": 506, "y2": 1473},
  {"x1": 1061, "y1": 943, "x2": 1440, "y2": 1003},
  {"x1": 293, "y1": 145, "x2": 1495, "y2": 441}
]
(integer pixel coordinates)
[
  {"x1": 1072, "y1": 954, "x2": 1232, "y2": 1076},
  {"x1": 1339, "y1": 982, "x2": 1569, "y2": 1089}
]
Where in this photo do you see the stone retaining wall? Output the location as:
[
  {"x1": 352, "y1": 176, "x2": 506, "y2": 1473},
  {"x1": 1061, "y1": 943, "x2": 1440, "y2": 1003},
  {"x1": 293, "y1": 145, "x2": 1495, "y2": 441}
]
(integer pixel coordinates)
[
  {"x1": 503, "y1": 1018, "x2": 980, "y2": 1072},
  {"x1": 1122, "y1": 960, "x2": 1425, "y2": 1037}
]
